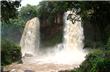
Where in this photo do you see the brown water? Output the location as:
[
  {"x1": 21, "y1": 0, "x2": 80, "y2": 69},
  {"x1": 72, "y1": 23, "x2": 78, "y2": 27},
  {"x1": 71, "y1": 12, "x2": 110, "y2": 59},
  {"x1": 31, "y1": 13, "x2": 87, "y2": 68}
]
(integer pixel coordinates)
[{"x1": 4, "y1": 63, "x2": 79, "y2": 72}]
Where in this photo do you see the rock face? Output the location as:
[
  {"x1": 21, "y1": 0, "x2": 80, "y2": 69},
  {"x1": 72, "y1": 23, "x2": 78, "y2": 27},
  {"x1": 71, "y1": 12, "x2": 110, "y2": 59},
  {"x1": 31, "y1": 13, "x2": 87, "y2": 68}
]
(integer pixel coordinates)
[
  {"x1": 40, "y1": 13, "x2": 63, "y2": 47},
  {"x1": 20, "y1": 17, "x2": 40, "y2": 57},
  {"x1": 83, "y1": 20, "x2": 110, "y2": 48},
  {"x1": 83, "y1": 21, "x2": 102, "y2": 48}
]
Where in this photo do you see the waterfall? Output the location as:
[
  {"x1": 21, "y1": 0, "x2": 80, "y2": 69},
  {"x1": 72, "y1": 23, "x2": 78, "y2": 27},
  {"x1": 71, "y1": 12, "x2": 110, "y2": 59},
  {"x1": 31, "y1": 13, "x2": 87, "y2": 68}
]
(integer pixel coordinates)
[
  {"x1": 20, "y1": 17, "x2": 40, "y2": 57},
  {"x1": 51, "y1": 11, "x2": 86, "y2": 64},
  {"x1": 64, "y1": 11, "x2": 84, "y2": 50},
  {"x1": 40, "y1": 11, "x2": 87, "y2": 65},
  {"x1": 20, "y1": 11, "x2": 87, "y2": 66}
]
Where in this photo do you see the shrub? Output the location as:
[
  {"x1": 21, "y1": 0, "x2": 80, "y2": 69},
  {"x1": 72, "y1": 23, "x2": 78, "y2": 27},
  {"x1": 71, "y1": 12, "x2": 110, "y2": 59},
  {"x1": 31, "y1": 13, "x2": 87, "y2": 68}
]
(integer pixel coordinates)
[
  {"x1": 72, "y1": 49, "x2": 110, "y2": 72},
  {"x1": 1, "y1": 39, "x2": 22, "y2": 66},
  {"x1": 106, "y1": 37, "x2": 110, "y2": 49}
]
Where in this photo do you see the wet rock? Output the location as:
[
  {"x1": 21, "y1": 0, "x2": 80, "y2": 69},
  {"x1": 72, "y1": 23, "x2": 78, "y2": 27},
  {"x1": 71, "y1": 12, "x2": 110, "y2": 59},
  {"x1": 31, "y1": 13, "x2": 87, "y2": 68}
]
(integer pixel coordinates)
[
  {"x1": 24, "y1": 53, "x2": 33, "y2": 57},
  {"x1": 24, "y1": 70, "x2": 34, "y2": 72}
]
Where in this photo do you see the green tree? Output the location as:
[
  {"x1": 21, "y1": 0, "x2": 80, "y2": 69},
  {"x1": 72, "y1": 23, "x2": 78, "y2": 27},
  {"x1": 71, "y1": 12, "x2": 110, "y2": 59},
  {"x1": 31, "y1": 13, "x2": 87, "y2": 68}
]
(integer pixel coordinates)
[
  {"x1": 80, "y1": 1, "x2": 110, "y2": 45},
  {"x1": 19, "y1": 4, "x2": 38, "y2": 21},
  {"x1": 1, "y1": 0, "x2": 21, "y2": 21},
  {"x1": 37, "y1": 1, "x2": 79, "y2": 23}
]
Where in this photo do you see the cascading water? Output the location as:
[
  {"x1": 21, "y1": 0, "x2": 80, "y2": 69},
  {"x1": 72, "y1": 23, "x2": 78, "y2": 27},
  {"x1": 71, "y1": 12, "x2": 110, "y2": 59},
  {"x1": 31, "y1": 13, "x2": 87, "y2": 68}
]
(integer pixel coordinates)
[
  {"x1": 20, "y1": 17, "x2": 40, "y2": 57},
  {"x1": 37, "y1": 11, "x2": 87, "y2": 65},
  {"x1": 58, "y1": 11, "x2": 86, "y2": 64},
  {"x1": 20, "y1": 11, "x2": 87, "y2": 71}
]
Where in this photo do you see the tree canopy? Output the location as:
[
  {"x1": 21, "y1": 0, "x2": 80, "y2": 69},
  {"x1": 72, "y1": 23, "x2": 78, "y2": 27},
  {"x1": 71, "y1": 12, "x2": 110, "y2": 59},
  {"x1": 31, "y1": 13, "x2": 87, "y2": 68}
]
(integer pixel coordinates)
[
  {"x1": 19, "y1": 4, "x2": 38, "y2": 21},
  {"x1": 1, "y1": 0, "x2": 21, "y2": 22}
]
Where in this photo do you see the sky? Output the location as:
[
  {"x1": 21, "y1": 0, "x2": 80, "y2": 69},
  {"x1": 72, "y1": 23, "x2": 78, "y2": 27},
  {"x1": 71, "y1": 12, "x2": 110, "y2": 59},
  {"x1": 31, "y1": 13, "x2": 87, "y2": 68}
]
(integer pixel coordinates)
[{"x1": 21, "y1": 0, "x2": 42, "y2": 7}]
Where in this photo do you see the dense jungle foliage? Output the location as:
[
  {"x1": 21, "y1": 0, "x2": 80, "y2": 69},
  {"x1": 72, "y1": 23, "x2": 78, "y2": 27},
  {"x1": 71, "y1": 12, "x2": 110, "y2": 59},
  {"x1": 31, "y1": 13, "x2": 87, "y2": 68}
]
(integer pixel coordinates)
[
  {"x1": 1, "y1": 0, "x2": 110, "y2": 72},
  {"x1": 1, "y1": 39, "x2": 22, "y2": 66}
]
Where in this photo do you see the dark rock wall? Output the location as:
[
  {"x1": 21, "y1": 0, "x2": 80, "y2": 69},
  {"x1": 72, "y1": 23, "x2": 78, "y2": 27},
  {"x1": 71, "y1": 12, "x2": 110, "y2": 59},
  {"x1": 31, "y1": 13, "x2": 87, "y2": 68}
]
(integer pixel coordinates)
[
  {"x1": 83, "y1": 20, "x2": 110, "y2": 48},
  {"x1": 40, "y1": 13, "x2": 64, "y2": 47},
  {"x1": 83, "y1": 20, "x2": 103, "y2": 48}
]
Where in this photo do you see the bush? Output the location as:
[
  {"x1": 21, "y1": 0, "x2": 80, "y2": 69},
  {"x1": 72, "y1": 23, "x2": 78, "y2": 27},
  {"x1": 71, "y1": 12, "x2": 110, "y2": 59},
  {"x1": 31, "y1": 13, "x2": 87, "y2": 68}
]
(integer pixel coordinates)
[
  {"x1": 106, "y1": 37, "x2": 110, "y2": 49},
  {"x1": 1, "y1": 39, "x2": 22, "y2": 66},
  {"x1": 71, "y1": 36, "x2": 110, "y2": 72},
  {"x1": 72, "y1": 49, "x2": 110, "y2": 72}
]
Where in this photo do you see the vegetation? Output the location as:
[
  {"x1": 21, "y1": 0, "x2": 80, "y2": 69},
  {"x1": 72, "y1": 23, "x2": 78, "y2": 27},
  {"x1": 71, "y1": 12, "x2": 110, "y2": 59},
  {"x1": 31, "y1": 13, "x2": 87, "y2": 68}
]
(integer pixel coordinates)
[
  {"x1": 106, "y1": 37, "x2": 110, "y2": 49},
  {"x1": 37, "y1": 1, "x2": 79, "y2": 25},
  {"x1": 71, "y1": 49, "x2": 110, "y2": 72},
  {"x1": 1, "y1": 0, "x2": 110, "y2": 72},
  {"x1": 80, "y1": 2, "x2": 110, "y2": 46},
  {"x1": 1, "y1": 2, "x2": 39, "y2": 65},
  {"x1": 1, "y1": 0, "x2": 22, "y2": 66},
  {"x1": 70, "y1": 2, "x2": 110, "y2": 72},
  {"x1": 1, "y1": 39, "x2": 22, "y2": 66},
  {"x1": 19, "y1": 4, "x2": 38, "y2": 21},
  {"x1": 1, "y1": 0, "x2": 21, "y2": 22}
]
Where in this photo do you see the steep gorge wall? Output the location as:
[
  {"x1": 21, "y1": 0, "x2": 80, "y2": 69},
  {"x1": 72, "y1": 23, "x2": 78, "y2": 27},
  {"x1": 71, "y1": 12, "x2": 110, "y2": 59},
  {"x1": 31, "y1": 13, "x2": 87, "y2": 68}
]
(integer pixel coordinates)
[
  {"x1": 83, "y1": 20, "x2": 102, "y2": 48},
  {"x1": 40, "y1": 13, "x2": 64, "y2": 47},
  {"x1": 83, "y1": 19, "x2": 110, "y2": 48}
]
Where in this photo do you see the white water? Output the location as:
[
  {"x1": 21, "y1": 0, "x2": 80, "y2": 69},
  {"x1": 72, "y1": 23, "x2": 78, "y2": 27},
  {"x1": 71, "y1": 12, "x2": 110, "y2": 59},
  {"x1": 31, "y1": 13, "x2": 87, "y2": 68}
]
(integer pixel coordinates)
[
  {"x1": 20, "y1": 11, "x2": 87, "y2": 66},
  {"x1": 20, "y1": 17, "x2": 40, "y2": 57}
]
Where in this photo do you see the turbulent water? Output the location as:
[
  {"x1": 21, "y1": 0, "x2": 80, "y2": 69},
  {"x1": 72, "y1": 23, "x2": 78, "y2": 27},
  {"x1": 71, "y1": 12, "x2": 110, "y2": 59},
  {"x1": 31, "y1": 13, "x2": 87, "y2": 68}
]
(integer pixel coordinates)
[
  {"x1": 61, "y1": 11, "x2": 86, "y2": 64},
  {"x1": 20, "y1": 11, "x2": 87, "y2": 71}
]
